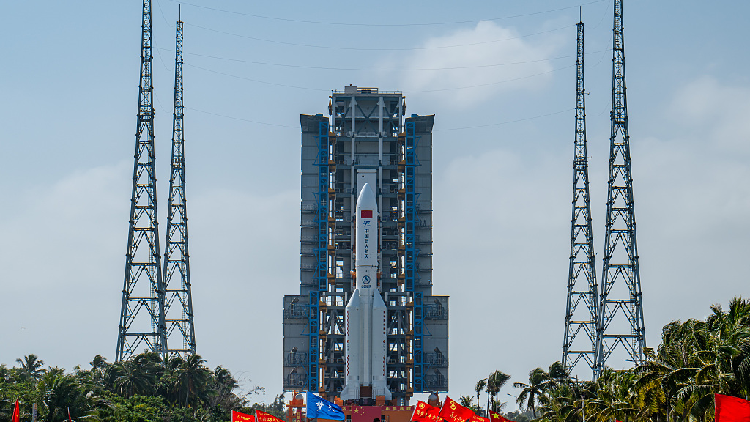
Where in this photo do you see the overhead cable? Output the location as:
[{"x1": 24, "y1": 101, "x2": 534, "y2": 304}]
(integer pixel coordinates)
[
  {"x1": 185, "y1": 22, "x2": 572, "y2": 51},
  {"x1": 156, "y1": 47, "x2": 609, "y2": 72},
  {"x1": 166, "y1": 0, "x2": 606, "y2": 27}
]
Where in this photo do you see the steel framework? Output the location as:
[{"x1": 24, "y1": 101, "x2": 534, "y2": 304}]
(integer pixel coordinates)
[
  {"x1": 308, "y1": 120, "x2": 334, "y2": 392},
  {"x1": 563, "y1": 18, "x2": 598, "y2": 379},
  {"x1": 400, "y1": 121, "x2": 425, "y2": 391},
  {"x1": 116, "y1": 0, "x2": 167, "y2": 361},
  {"x1": 284, "y1": 88, "x2": 448, "y2": 405},
  {"x1": 163, "y1": 16, "x2": 196, "y2": 358},
  {"x1": 595, "y1": 0, "x2": 646, "y2": 375}
]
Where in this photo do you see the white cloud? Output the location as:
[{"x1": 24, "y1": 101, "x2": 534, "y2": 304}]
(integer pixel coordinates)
[
  {"x1": 0, "y1": 162, "x2": 299, "y2": 400},
  {"x1": 187, "y1": 187, "x2": 299, "y2": 399},
  {"x1": 429, "y1": 75, "x2": 750, "y2": 394},
  {"x1": 396, "y1": 21, "x2": 563, "y2": 107},
  {"x1": 0, "y1": 161, "x2": 131, "y2": 366},
  {"x1": 667, "y1": 75, "x2": 750, "y2": 154},
  {"x1": 432, "y1": 148, "x2": 573, "y2": 395}
]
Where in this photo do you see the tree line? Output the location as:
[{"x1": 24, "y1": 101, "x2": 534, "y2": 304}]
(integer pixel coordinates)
[
  {"x1": 464, "y1": 297, "x2": 750, "y2": 422},
  {"x1": 0, "y1": 353, "x2": 284, "y2": 422},
  {"x1": 3, "y1": 297, "x2": 749, "y2": 422}
]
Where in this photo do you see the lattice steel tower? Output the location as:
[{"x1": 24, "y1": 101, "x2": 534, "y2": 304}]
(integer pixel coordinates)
[
  {"x1": 116, "y1": 0, "x2": 167, "y2": 361},
  {"x1": 163, "y1": 13, "x2": 196, "y2": 358},
  {"x1": 563, "y1": 16, "x2": 598, "y2": 379},
  {"x1": 595, "y1": 0, "x2": 646, "y2": 375}
]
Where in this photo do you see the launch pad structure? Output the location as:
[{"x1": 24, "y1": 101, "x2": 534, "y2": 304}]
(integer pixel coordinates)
[{"x1": 283, "y1": 86, "x2": 449, "y2": 405}]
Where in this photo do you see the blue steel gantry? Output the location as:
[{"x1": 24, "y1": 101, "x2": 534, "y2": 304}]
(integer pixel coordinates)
[
  {"x1": 284, "y1": 87, "x2": 448, "y2": 405},
  {"x1": 163, "y1": 15, "x2": 197, "y2": 358},
  {"x1": 116, "y1": 0, "x2": 167, "y2": 361},
  {"x1": 563, "y1": 17, "x2": 599, "y2": 379},
  {"x1": 399, "y1": 120, "x2": 425, "y2": 392},
  {"x1": 595, "y1": 0, "x2": 646, "y2": 375}
]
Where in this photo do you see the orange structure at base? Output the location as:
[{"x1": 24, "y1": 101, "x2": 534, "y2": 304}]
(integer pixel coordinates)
[
  {"x1": 344, "y1": 406, "x2": 414, "y2": 422},
  {"x1": 286, "y1": 390, "x2": 424, "y2": 422}
]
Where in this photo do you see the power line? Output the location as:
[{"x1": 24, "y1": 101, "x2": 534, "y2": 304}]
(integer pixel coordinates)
[
  {"x1": 166, "y1": 0, "x2": 606, "y2": 28},
  {"x1": 157, "y1": 47, "x2": 609, "y2": 72},
  {"x1": 439, "y1": 108, "x2": 574, "y2": 131},
  {"x1": 185, "y1": 60, "x2": 574, "y2": 93},
  {"x1": 186, "y1": 63, "x2": 330, "y2": 91},
  {"x1": 185, "y1": 21, "x2": 573, "y2": 52},
  {"x1": 185, "y1": 106, "x2": 295, "y2": 129},
  {"x1": 182, "y1": 104, "x2": 573, "y2": 133},
  {"x1": 418, "y1": 64, "x2": 575, "y2": 93}
]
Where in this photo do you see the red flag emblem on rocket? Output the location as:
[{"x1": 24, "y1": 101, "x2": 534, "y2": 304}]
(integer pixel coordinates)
[{"x1": 361, "y1": 210, "x2": 373, "y2": 218}]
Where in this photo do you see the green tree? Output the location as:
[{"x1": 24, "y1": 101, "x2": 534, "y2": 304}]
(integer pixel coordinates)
[
  {"x1": 37, "y1": 369, "x2": 88, "y2": 422},
  {"x1": 16, "y1": 354, "x2": 46, "y2": 382},
  {"x1": 475, "y1": 379, "x2": 487, "y2": 415},
  {"x1": 514, "y1": 368, "x2": 549, "y2": 418},
  {"x1": 487, "y1": 370, "x2": 511, "y2": 412}
]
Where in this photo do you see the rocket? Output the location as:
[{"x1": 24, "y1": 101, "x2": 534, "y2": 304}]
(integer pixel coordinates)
[{"x1": 340, "y1": 183, "x2": 392, "y2": 402}]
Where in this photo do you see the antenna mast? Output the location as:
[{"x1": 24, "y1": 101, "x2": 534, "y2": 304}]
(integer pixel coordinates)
[
  {"x1": 595, "y1": 0, "x2": 646, "y2": 375},
  {"x1": 563, "y1": 15, "x2": 598, "y2": 379},
  {"x1": 163, "y1": 15, "x2": 197, "y2": 357},
  {"x1": 117, "y1": 0, "x2": 167, "y2": 361}
]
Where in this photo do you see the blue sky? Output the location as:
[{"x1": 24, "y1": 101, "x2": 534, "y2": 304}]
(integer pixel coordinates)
[{"x1": 1, "y1": 0, "x2": 749, "y2": 410}]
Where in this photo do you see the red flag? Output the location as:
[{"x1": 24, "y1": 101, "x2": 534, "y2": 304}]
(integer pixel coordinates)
[
  {"x1": 232, "y1": 410, "x2": 257, "y2": 422},
  {"x1": 489, "y1": 411, "x2": 510, "y2": 422},
  {"x1": 11, "y1": 400, "x2": 20, "y2": 422},
  {"x1": 361, "y1": 210, "x2": 373, "y2": 218},
  {"x1": 439, "y1": 397, "x2": 475, "y2": 422},
  {"x1": 412, "y1": 401, "x2": 441, "y2": 422},
  {"x1": 256, "y1": 410, "x2": 283, "y2": 422},
  {"x1": 716, "y1": 394, "x2": 750, "y2": 422}
]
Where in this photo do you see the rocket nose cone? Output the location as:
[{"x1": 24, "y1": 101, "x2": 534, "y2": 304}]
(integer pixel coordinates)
[{"x1": 357, "y1": 183, "x2": 377, "y2": 210}]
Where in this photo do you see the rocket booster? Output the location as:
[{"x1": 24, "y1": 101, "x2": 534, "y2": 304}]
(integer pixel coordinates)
[{"x1": 340, "y1": 184, "x2": 392, "y2": 402}]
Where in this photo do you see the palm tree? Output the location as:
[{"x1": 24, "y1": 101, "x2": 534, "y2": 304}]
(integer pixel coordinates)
[
  {"x1": 514, "y1": 368, "x2": 549, "y2": 418},
  {"x1": 112, "y1": 359, "x2": 149, "y2": 398},
  {"x1": 37, "y1": 370, "x2": 85, "y2": 422},
  {"x1": 634, "y1": 350, "x2": 671, "y2": 422},
  {"x1": 460, "y1": 396, "x2": 475, "y2": 409},
  {"x1": 585, "y1": 369, "x2": 637, "y2": 422},
  {"x1": 206, "y1": 366, "x2": 242, "y2": 412},
  {"x1": 487, "y1": 370, "x2": 511, "y2": 412},
  {"x1": 476, "y1": 379, "x2": 487, "y2": 415},
  {"x1": 178, "y1": 354, "x2": 210, "y2": 408},
  {"x1": 16, "y1": 354, "x2": 45, "y2": 382},
  {"x1": 538, "y1": 382, "x2": 577, "y2": 422}
]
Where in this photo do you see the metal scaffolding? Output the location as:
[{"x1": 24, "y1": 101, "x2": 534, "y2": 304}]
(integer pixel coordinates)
[
  {"x1": 595, "y1": 0, "x2": 646, "y2": 375},
  {"x1": 116, "y1": 0, "x2": 167, "y2": 361},
  {"x1": 399, "y1": 121, "x2": 425, "y2": 391},
  {"x1": 284, "y1": 87, "x2": 448, "y2": 404},
  {"x1": 562, "y1": 17, "x2": 599, "y2": 379},
  {"x1": 163, "y1": 15, "x2": 196, "y2": 358}
]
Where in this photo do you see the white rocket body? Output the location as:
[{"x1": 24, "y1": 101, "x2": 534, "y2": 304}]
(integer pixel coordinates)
[{"x1": 340, "y1": 184, "x2": 392, "y2": 402}]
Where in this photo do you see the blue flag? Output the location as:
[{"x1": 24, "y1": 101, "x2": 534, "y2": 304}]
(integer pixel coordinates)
[{"x1": 306, "y1": 392, "x2": 345, "y2": 421}]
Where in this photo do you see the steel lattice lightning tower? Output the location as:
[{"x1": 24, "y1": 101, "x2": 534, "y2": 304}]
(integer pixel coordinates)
[
  {"x1": 163, "y1": 13, "x2": 196, "y2": 358},
  {"x1": 116, "y1": 0, "x2": 167, "y2": 361},
  {"x1": 563, "y1": 16, "x2": 599, "y2": 379},
  {"x1": 595, "y1": 0, "x2": 646, "y2": 375}
]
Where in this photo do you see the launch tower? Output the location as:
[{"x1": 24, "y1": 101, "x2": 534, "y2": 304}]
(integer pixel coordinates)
[{"x1": 283, "y1": 86, "x2": 449, "y2": 404}]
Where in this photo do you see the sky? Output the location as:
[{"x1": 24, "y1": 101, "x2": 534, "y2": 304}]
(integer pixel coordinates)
[{"x1": 1, "y1": 0, "x2": 749, "y2": 411}]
